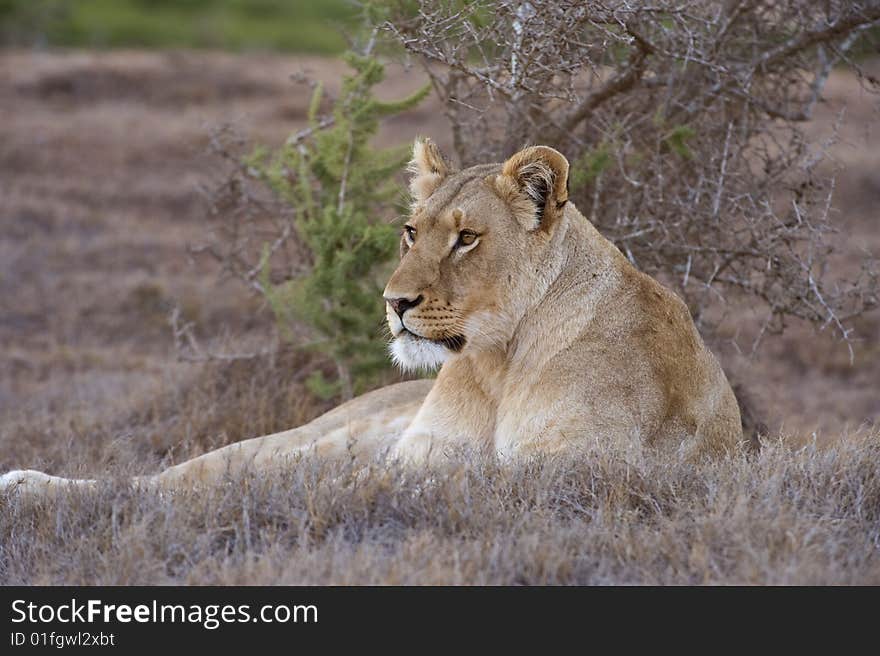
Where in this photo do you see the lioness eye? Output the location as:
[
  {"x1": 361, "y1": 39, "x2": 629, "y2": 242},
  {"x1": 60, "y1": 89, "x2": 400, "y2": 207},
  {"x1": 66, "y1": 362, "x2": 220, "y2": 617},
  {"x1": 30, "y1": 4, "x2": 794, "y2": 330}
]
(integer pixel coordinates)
[
  {"x1": 457, "y1": 230, "x2": 478, "y2": 247},
  {"x1": 404, "y1": 225, "x2": 416, "y2": 243}
]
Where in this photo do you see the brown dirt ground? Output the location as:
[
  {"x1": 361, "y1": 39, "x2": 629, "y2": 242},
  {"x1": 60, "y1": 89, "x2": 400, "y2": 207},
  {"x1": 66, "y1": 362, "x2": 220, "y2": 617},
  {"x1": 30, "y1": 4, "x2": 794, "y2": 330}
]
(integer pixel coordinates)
[{"x1": 0, "y1": 50, "x2": 877, "y2": 465}]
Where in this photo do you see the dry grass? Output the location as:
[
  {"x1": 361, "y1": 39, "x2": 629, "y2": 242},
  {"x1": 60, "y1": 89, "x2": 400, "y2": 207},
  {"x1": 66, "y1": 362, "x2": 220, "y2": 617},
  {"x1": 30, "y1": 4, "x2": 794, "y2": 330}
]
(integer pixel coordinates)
[
  {"x1": 0, "y1": 349, "x2": 342, "y2": 480},
  {"x1": 4, "y1": 346, "x2": 875, "y2": 585},
  {"x1": 2, "y1": 432, "x2": 879, "y2": 585}
]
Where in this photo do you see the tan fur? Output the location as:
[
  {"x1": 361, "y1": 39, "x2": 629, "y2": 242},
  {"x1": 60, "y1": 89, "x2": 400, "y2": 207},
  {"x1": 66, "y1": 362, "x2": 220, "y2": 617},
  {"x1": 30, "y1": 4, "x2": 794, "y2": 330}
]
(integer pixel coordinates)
[
  {"x1": 407, "y1": 136, "x2": 451, "y2": 206},
  {"x1": 1, "y1": 141, "x2": 743, "y2": 496}
]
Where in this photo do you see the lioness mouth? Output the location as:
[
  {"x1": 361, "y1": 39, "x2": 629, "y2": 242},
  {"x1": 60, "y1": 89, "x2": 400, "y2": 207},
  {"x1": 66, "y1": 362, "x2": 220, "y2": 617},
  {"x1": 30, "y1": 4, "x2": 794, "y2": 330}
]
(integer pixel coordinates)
[
  {"x1": 439, "y1": 334, "x2": 467, "y2": 352},
  {"x1": 402, "y1": 329, "x2": 466, "y2": 352}
]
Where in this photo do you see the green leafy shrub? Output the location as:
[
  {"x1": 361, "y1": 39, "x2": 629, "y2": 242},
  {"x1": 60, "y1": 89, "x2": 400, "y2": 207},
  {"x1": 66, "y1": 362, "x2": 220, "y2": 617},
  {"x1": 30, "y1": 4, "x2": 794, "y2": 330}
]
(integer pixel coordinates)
[{"x1": 205, "y1": 41, "x2": 428, "y2": 400}]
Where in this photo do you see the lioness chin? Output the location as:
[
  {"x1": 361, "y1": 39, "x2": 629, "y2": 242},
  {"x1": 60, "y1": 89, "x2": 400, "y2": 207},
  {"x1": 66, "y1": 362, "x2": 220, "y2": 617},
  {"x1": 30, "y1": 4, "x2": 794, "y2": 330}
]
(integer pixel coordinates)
[{"x1": 1, "y1": 139, "x2": 744, "y2": 495}]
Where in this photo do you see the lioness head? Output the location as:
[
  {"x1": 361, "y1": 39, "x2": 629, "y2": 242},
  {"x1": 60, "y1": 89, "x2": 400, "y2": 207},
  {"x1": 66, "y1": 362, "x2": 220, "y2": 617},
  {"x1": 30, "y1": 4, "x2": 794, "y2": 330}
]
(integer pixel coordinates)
[{"x1": 384, "y1": 138, "x2": 571, "y2": 371}]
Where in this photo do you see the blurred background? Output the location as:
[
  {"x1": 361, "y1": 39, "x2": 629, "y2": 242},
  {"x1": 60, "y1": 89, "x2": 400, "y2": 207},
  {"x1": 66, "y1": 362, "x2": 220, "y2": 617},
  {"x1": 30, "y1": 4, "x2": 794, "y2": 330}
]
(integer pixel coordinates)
[
  {"x1": 0, "y1": 1, "x2": 878, "y2": 478},
  {"x1": 0, "y1": 0, "x2": 358, "y2": 53}
]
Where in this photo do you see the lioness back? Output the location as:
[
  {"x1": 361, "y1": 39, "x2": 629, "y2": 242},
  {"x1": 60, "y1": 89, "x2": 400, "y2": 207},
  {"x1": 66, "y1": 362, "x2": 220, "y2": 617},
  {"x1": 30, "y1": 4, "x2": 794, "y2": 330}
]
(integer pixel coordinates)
[{"x1": 593, "y1": 261, "x2": 741, "y2": 456}]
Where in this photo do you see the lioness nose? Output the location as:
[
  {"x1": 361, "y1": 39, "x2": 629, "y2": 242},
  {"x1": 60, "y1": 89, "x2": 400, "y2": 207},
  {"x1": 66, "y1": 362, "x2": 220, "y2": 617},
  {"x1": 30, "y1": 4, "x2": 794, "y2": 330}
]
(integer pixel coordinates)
[{"x1": 385, "y1": 295, "x2": 423, "y2": 318}]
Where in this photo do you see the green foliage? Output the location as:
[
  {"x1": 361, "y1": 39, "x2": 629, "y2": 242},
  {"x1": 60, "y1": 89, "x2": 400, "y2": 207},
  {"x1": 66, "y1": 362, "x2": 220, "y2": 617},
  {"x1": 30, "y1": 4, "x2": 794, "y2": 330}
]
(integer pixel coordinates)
[
  {"x1": 0, "y1": 0, "x2": 357, "y2": 53},
  {"x1": 652, "y1": 109, "x2": 696, "y2": 160},
  {"x1": 570, "y1": 144, "x2": 612, "y2": 192},
  {"x1": 252, "y1": 49, "x2": 429, "y2": 398},
  {"x1": 663, "y1": 125, "x2": 696, "y2": 160}
]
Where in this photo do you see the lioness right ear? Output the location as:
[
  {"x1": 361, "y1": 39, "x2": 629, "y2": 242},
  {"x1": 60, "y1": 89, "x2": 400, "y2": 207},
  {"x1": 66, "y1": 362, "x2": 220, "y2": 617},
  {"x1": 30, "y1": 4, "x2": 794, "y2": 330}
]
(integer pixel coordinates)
[
  {"x1": 408, "y1": 137, "x2": 451, "y2": 203},
  {"x1": 498, "y1": 146, "x2": 570, "y2": 231}
]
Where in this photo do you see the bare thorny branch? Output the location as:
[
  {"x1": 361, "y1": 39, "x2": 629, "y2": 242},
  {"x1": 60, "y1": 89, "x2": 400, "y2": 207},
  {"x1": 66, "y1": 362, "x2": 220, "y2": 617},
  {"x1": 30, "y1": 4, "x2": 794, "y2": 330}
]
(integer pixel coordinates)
[
  {"x1": 385, "y1": 0, "x2": 880, "y2": 353},
  {"x1": 169, "y1": 307, "x2": 274, "y2": 363}
]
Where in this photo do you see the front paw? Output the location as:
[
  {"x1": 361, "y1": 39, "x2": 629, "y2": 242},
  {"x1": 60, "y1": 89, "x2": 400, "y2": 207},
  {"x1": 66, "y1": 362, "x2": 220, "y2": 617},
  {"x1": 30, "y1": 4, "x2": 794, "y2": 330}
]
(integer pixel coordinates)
[{"x1": 389, "y1": 433, "x2": 437, "y2": 466}]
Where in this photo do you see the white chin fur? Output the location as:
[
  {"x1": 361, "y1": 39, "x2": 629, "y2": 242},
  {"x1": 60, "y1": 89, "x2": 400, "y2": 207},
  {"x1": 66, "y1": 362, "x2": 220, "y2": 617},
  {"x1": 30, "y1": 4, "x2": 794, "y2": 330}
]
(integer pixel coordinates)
[{"x1": 389, "y1": 334, "x2": 449, "y2": 373}]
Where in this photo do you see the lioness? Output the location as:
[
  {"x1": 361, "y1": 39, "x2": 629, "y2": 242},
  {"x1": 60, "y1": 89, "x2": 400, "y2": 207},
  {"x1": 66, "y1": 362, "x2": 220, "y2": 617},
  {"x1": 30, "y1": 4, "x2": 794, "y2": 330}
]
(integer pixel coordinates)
[{"x1": 1, "y1": 140, "x2": 744, "y2": 494}]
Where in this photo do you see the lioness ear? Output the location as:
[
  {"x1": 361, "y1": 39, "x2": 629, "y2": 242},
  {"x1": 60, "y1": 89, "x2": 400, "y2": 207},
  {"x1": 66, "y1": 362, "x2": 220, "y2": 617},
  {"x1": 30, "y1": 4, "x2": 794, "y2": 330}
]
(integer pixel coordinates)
[
  {"x1": 408, "y1": 137, "x2": 451, "y2": 203},
  {"x1": 499, "y1": 146, "x2": 569, "y2": 230}
]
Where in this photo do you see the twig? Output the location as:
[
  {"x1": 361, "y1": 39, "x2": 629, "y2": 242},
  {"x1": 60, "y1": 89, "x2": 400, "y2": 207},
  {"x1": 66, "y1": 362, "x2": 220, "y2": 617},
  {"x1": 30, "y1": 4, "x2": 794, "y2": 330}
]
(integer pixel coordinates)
[
  {"x1": 755, "y1": 7, "x2": 880, "y2": 72},
  {"x1": 169, "y1": 307, "x2": 273, "y2": 364},
  {"x1": 560, "y1": 28, "x2": 654, "y2": 134}
]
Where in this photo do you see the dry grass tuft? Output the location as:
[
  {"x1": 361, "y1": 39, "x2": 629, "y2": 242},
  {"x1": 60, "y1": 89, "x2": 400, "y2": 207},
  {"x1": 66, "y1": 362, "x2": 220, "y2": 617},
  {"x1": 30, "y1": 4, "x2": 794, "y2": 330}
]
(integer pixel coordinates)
[
  {"x1": 2, "y1": 433, "x2": 878, "y2": 585},
  {"x1": 0, "y1": 347, "x2": 340, "y2": 478}
]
